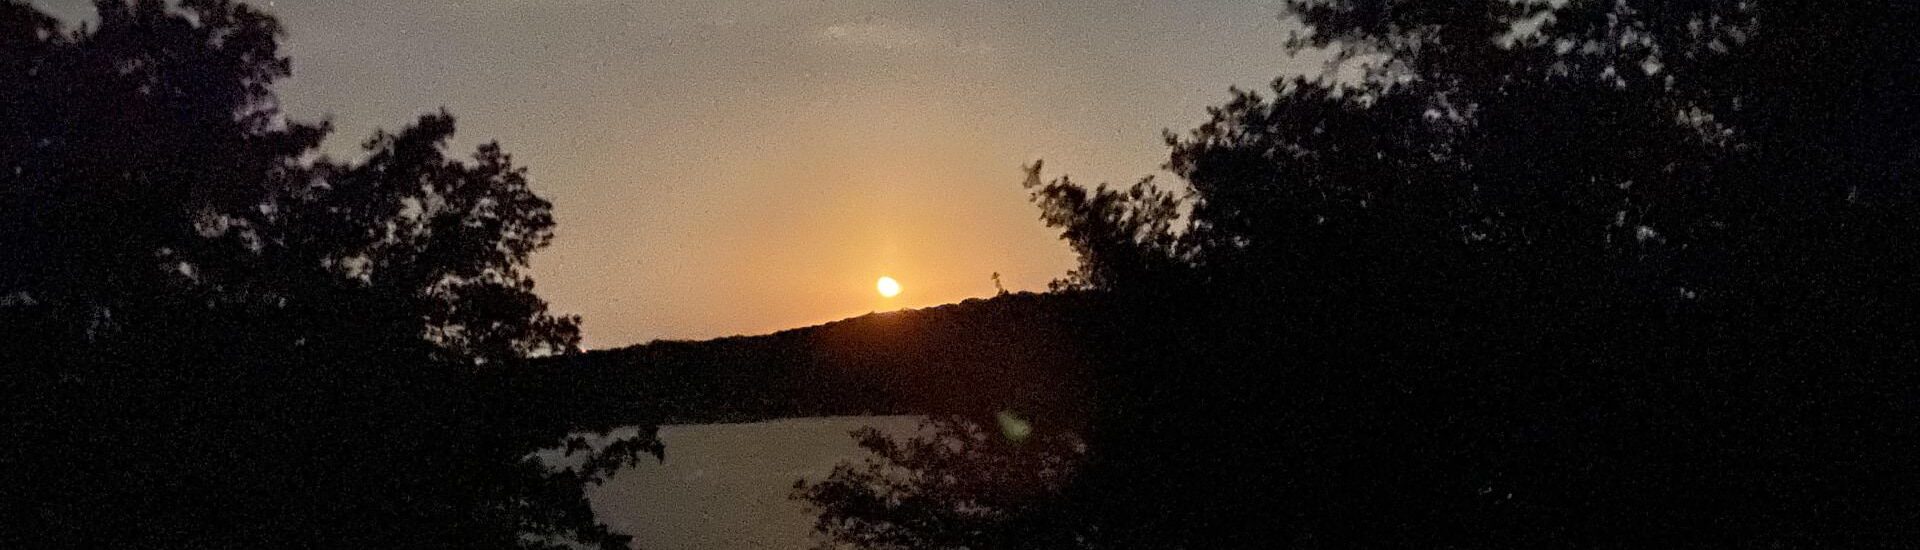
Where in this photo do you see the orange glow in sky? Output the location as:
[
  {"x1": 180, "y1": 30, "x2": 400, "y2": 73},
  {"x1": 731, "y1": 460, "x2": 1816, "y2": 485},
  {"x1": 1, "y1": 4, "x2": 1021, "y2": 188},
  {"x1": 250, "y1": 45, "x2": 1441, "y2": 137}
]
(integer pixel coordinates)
[{"x1": 168, "y1": 1, "x2": 1324, "y2": 347}]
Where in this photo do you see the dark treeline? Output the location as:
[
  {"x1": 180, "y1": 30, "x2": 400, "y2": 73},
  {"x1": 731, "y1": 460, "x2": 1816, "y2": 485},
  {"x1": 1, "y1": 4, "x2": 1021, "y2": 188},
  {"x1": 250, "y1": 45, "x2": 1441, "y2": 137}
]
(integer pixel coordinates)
[
  {"x1": 6, "y1": 0, "x2": 1918, "y2": 548},
  {"x1": 2, "y1": 1, "x2": 651, "y2": 547},
  {"x1": 517, "y1": 291, "x2": 1097, "y2": 426},
  {"x1": 796, "y1": 1, "x2": 1918, "y2": 548}
]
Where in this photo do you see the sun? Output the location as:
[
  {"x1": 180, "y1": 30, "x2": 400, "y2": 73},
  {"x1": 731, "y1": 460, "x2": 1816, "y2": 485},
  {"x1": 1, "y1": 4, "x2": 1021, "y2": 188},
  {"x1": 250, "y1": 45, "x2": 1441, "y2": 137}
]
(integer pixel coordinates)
[{"x1": 876, "y1": 276, "x2": 902, "y2": 298}]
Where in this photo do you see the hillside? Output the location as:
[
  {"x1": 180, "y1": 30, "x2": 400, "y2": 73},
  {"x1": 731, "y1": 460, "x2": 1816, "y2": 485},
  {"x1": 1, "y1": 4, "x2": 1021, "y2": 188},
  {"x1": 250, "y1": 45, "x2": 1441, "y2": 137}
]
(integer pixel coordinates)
[{"x1": 499, "y1": 292, "x2": 1105, "y2": 428}]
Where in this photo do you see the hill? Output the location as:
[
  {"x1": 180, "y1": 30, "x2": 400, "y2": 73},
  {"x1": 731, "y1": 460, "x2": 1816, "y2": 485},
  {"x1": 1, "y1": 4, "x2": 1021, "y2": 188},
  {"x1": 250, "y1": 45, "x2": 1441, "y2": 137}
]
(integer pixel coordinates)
[{"x1": 498, "y1": 292, "x2": 1105, "y2": 428}]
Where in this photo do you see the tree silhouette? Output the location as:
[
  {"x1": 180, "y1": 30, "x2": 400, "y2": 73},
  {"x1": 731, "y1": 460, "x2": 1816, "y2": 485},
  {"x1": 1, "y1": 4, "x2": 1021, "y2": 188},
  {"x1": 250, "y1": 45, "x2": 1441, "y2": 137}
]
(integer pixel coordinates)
[
  {"x1": 793, "y1": 415, "x2": 1090, "y2": 550},
  {"x1": 1, "y1": 1, "x2": 647, "y2": 547},
  {"x1": 1022, "y1": 162, "x2": 1187, "y2": 293},
  {"x1": 808, "y1": 0, "x2": 1917, "y2": 547}
]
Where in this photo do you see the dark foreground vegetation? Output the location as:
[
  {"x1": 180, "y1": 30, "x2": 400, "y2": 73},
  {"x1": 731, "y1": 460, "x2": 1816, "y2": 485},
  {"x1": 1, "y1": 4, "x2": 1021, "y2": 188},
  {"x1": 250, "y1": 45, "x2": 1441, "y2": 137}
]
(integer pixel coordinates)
[
  {"x1": 2, "y1": 2, "x2": 648, "y2": 547},
  {"x1": 5, "y1": 0, "x2": 1917, "y2": 548},
  {"x1": 792, "y1": 1, "x2": 1920, "y2": 548}
]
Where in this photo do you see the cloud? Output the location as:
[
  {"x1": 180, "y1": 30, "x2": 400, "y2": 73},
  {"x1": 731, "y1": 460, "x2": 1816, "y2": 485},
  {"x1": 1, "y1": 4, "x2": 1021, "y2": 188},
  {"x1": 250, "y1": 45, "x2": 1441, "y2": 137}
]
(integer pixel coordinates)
[{"x1": 819, "y1": 20, "x2": 991, "y2": 54}]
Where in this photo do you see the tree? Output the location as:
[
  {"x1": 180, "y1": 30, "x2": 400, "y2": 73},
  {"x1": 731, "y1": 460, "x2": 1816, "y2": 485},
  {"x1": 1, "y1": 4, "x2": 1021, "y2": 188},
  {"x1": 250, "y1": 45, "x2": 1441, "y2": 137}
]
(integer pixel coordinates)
[
  {"x1": 277, "y1": 111, "x2": 583, "y2": 366},
  {"x1": 793, "y1": 414, "x2": 1090, "y2": 550},
  {"x1": 1022, "y1": 162, "x2": 1188, "y2": 293},
  {"x1": 998, "y1": 0, "x2": 1918, "y2": 547},
  {"x1": 0, "y1": 1, "x2": 649, "y2": 547}
]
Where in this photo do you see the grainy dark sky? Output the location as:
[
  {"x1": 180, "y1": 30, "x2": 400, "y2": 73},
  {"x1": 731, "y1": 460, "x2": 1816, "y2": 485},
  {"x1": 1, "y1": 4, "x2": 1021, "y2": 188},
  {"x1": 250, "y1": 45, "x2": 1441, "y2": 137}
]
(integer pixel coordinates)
[{"x1": 35, "y1": 1, "x2": 1317, "y2": 347}]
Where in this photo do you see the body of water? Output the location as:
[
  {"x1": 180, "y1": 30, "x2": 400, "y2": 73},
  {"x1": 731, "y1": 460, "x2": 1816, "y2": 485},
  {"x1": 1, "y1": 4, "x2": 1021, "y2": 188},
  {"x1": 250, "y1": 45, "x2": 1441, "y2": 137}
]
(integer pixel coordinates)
[{"x1": 581, "y1": 416, "x2": 925, "y2": 549}]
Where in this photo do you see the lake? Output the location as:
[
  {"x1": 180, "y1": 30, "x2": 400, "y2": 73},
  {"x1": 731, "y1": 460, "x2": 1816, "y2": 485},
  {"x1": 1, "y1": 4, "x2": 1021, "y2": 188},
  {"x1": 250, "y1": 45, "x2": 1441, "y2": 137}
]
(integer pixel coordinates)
[{"x1": 577, "y1": 416, "x2": 925, "y2": 549}]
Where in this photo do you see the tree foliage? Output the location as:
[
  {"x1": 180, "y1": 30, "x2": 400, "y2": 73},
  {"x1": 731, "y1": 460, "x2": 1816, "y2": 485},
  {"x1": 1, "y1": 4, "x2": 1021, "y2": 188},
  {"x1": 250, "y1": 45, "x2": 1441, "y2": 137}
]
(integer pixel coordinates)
[
  {"x1": 813, "y1": 0, "x2": 1918, "y2": 547},
  {"x1": 1022, "y1": 162, "x2": 1187, "y2": 292},
  {"x1": 793, "y1": 415, "x2": 1089, "y2": 550},
  {"x1": 1, "y1": 1, "x2": 644, "y2": 547}
]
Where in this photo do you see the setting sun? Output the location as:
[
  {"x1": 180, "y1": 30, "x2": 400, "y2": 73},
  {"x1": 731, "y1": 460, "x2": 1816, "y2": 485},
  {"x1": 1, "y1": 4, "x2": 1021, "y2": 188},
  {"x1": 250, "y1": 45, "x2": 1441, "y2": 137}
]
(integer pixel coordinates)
[{"x1": 876, "y1": 276, "x2": 902, "y2": 298}]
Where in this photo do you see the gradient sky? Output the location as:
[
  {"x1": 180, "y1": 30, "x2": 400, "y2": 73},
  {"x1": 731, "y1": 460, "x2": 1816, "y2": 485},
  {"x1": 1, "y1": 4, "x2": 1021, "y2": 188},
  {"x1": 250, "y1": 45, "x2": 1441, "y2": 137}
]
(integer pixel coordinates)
[{"x1": 38, "y1": 0, "x2": 1320, "y2": 348}]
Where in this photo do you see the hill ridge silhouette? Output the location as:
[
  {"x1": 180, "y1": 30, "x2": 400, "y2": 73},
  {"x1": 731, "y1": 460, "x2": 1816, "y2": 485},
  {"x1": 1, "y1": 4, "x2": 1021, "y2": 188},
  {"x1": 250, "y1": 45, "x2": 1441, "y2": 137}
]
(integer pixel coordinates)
[{"x1": 507, "y1": 291, "x2": 1101, "y2": 427}]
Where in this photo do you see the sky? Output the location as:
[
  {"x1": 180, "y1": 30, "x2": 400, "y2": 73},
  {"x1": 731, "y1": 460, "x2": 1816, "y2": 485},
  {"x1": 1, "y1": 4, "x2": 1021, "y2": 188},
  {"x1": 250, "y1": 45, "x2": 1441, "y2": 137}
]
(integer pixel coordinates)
[
  {"x1": 28, "y1": 3, "x2": 1327, "y2": 548},
  {"x1": 36, "y1": 0, "x2": 1320, "y2": 348}
]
